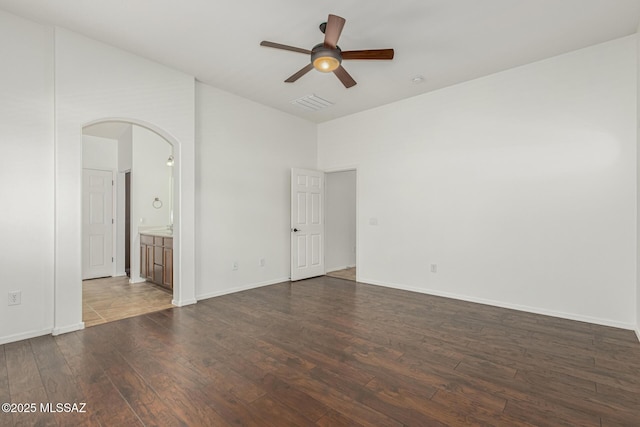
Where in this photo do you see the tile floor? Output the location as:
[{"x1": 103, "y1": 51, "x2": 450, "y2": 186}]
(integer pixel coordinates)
[
  {"x1": 82, "y1": 276, "x2": 174, "y2": 327},
  {"x1": 325, "y1": 266, "x2": 356, "y2": 281}
]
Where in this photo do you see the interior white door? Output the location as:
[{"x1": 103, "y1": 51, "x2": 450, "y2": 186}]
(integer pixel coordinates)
[
  {"x1": 291, "y1": 168, "x2": 325, "y2": 281},
  {"x1": 82, "y1": 169, "x2": 114, "y2": 280}
]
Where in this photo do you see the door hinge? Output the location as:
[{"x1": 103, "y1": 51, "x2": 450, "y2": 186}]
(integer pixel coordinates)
[
  {"x1": 112, "y1": 180, "x2": 114, "y2": 186},
  {"x1": 112, "y1": 218, "x2": 114, "y2": 224},
  {"x1": 112, "y1": 257, "x2": 114, "y2": 262}
]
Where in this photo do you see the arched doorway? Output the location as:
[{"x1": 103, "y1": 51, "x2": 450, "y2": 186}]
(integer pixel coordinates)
[
  {"x1": 81, "y1": 120, "x2": 177, "y2": 326},
  {"x1": 52, "y1": 113, "x2": 196, "y2": 336}
]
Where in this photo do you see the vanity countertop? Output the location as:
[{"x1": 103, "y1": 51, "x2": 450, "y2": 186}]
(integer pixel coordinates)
[{"x1": 140, "y1": 229, "x2": 173, "y2": 238}]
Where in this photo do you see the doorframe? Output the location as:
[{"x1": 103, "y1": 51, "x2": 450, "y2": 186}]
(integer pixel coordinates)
[
  {"x1": 322, "y1": 166, "x2": 359, "y2": 283},
  {"x1": 124, "y1": 170, "x2": 131, "y2": 277}
]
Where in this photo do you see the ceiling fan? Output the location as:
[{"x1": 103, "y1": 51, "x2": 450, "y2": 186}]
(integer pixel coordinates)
[{"x1": 260, "y1": 14, "x2": 394, "y2": 88}]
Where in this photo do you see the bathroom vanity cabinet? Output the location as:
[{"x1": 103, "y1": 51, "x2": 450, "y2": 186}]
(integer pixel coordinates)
[{"x1": 140, "y1": 233, "x2": 173, "y2": 290}]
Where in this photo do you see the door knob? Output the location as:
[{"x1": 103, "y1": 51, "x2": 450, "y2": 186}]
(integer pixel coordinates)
[{"x1": 293, "y1": 228, "x2": 300, "y2": 232}]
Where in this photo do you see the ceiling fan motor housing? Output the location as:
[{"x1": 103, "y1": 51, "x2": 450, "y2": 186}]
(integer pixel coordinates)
[{"x1": 311, "y1": 43, "x2": 342, "y2": 72}]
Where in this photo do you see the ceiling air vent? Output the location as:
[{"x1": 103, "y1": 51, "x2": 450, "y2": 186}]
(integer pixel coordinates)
[{"x1": 290, "y1": 94, "x2": 334, "y2": 111}]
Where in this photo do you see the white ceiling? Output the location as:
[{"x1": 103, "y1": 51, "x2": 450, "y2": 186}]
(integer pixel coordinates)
[{"x1": 1, "y1": 0, "x2": 639, "y2": 123}]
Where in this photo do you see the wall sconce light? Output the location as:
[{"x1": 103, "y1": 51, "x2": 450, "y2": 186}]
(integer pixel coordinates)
[{"x1": 166, "y1": 155, "x2": 174, "y2": 166}]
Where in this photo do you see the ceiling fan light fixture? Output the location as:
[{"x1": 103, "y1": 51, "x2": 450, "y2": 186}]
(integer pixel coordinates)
[
  {"x1": 311, "y1": 45, "x2": 341, "y2": 73},
  {"x1": 313, "y1": 56, "x2": 340, "y2": 72}
]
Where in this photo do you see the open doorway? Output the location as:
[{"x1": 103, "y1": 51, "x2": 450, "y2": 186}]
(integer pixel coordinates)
[
  {"x1": 81, "y1": 121, "x2": 174, "y2": 327},
  {"x1": 325, "y1": 170, "x2": 357, "y2": 281}
]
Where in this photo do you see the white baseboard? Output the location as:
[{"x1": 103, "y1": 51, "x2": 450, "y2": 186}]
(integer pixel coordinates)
[
  {"x1": 359, "y1": 277, "x2": 637, "y2": 331},
  {"x1": 635, "y1": 327, "x2": 640, "y2": 343},
  {"x1": 52, "y1": 322, "x2": 85, "y2": 336},
  {"x1": 0, "y1": 328, "x2": 53, "y2": 345},
  {"x1": 196, "y1": 277, "x2": 289, "y2": 301},
  {"x1": 172, "y1": 298, "x2": 197, "y2": 307}
]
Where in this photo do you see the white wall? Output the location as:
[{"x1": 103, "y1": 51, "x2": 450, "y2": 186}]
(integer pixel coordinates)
[
  {"x1": 132, "y1": 126, "x2": 173, "y2": 229},
  {"x1": 325, "y1": 170, "x2": 357, "y2": 272},
  {"x1": 195, "y1": 83, "x2": 316, "y2": 299},
  {"x1": 118, "y1": 125, "x2": 133, "y2": 171},
  {"x1": 82, "y1": 135, "x2": 118, "y2": 170},
  {"x1": 0, "y1": 10, "x2": 54, "y2": 344},
  {"x1": 319, "y1": 36, "x2": 638, "y2": 329},
  {"x1": 54, "y1": 27, "x2": 196, "y2": 334},
  {"x1": 130, "y1": 125, "x2": 173, "y2": 282}
]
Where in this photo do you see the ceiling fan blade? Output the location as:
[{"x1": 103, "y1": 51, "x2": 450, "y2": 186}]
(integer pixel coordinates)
[
  {"x1": 333, "y1": 65, "x2": 357, "y2": 88},
  {"x1": 260, "y1": 41, "x2": 311, "y2": 55},
  {"x1": 342, "y1": 49, "x2": 395, "y2": 60},
  {"x1": 285, "y1": 63, "x2": 314, "y2": 83},
  {"x1": 324, "y1": 14, "x2": 346, "y2": 49}
]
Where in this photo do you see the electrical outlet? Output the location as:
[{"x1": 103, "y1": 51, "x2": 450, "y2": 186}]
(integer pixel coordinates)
[
  {"x1": 430, "y1": 264, "x2": 438, "y2": 273},
  {"x1": 232, "y1": 261, "x2": 238, "y2": 271},
  {"x1": 259, "y1": 258, "x2": 266, "y2": 267},
  {"x1": 8, "y1": 291, "x2": 21, "y2": 306}
]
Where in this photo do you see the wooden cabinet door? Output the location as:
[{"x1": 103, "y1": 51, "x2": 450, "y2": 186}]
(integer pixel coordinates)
[
  {"x1": 153, "y1": 264, "x2": 163, "y2": 284},
  {"x1": 140, "y1": 244, "x2": 147, "y2": 278},
  {"x1": 163, "y1": 248, "x2": 173, "y2": 289},
  {"x1": 140, "y1": 234, "x2": 173, "y2": 289},
  {"x1": 146, "y1": 245, "x2": 154, "y2": 280},
  {"x1": 154, "y1": 246, "x2": 163, "y2": 266}
]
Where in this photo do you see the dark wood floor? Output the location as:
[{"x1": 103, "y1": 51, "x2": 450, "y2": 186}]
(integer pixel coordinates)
[{"x1": 2, "y1": 276, "x2": 640, "y2": 426}]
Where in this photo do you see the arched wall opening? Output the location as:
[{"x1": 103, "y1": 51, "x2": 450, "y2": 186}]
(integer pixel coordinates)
[
  {"x1": 54, "y1": 115, "x2": 196, "y2": 335},
  {"x1": 82, "y1": 120, "x2": 176, "y2": 294}
]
